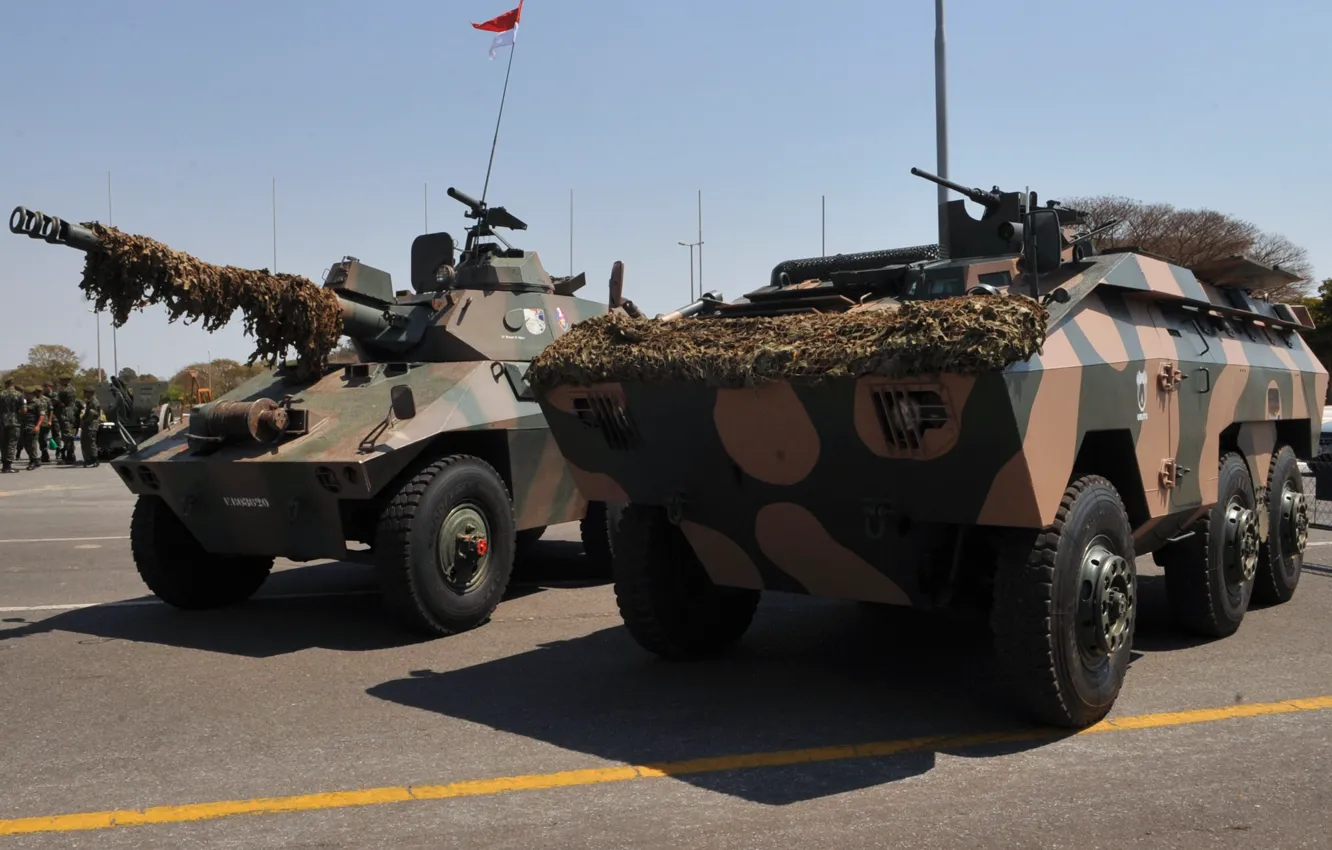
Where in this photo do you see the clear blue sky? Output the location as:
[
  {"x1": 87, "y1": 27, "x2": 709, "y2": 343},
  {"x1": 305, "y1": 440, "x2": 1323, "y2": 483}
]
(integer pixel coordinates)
[{"x1": 2, "y1": 0, "x2": 1328, "y2": 377}]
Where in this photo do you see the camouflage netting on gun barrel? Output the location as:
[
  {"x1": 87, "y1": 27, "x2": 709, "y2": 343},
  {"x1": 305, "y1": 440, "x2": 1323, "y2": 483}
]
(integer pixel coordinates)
[
  {"x1": 78, "y1": 223, "x2": 343, "y2": 379},
  {"x1": 527, "y1": 295, "x2": 1049, "y2": 390}
]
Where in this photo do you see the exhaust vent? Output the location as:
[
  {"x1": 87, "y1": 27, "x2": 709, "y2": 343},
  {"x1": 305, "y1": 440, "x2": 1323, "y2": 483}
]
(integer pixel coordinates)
[
  {"x1": 572, "y1": 392, "x2": 642, "y2": 450},
  {"x1": 871, "y1": 388, "x2": 950, "y2": 456}
]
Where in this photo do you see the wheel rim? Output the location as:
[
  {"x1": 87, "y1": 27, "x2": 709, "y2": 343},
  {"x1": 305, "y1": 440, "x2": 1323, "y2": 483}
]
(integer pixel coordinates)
[
  {"x1": 1222, "y1": 496, "x2": 1260, "y2": 585},
  {"x1": 1280, "y1": 481, "x2": 1308, "y2": 555},
  {"x1": 436, "y1": 503, "x2": 491, "y2": 593},
  {"x1": 1077, "y1": 537, "x2": 1136, "y2": 664}
]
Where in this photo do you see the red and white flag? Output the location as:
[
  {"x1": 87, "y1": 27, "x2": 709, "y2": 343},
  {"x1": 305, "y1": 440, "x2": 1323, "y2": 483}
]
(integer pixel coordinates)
[{"x1": 473, "y1": 0, "x2": 523, "y2": 59}]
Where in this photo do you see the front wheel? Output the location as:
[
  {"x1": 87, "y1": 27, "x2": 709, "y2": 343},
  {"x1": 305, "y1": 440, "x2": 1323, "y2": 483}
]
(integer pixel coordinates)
[
  {"x1": 374, "y1": 454, "x2": 516, "y2": 637},
  {"x1": 991, "y1": 475, "x2": 1138, "y2": 728},
  {"x1": 609, "y1": 503, "x2": 760, "y2": 661},
  {"x1": 130, "y1": 495, "x2": 274, "y2": 609}
]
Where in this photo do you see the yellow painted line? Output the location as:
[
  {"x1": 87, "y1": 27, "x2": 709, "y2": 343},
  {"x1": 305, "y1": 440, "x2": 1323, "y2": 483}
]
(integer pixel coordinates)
[{"x1": 2, "y1": 694, "x2": 1330, "y2": 837}]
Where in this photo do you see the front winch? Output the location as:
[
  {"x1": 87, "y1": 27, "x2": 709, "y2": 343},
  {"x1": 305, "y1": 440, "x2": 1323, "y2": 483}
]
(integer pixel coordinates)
[{"x1": 188, "y1": 398, "x2": 294, "y2": 448}]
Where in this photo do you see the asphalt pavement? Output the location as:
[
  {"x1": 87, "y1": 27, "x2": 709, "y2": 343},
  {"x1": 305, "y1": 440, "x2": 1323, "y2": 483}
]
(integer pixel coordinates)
[{"x1": 2, "y1": 464, "x2": 1331, "y2": 848}]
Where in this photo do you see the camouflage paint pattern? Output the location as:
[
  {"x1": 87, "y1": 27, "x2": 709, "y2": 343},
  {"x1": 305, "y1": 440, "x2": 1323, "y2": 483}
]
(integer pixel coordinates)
[
  {"x1": 9, "y1": 196, "x2": 621, "y2": 562},
  {"x1": 106, "y1": 253, "x2": 614, "y2": 562},
  {"x1": 533, "y1": 199, "x2": 1327, "y2": 610}
]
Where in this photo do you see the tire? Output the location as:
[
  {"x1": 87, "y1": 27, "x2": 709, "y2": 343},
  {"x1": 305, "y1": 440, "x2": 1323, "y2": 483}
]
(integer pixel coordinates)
[
  {"x1": 374, "y1": 454, "x2": 516, "y2": 637},
  {"x1": 609, "y1": 503, "x2": 760, "y2": 660},
  {"x1": 130, "y1": 495, "x2": 274, "y2": 609},
  {"x1": 991, "y1": 475, "x2": 1137, "y2": 728},
  {"x1": 1252, "y1": 445, "x2": 1307, "y2": 605},
  {"x1": 1161, "y1": 452, "x2": 1258, "y2": 638},
  {"x1": 580, "y1": 501, "x2": 612, "y2": 576}
]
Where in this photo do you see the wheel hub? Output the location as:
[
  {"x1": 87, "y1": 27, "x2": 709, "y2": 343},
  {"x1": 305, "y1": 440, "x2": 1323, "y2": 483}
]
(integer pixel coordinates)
[
  {"x1": 1223, "y1": 499, "x2": 1260, "y2": 584},
  {"x1": 1281, "y1": 484, "x2": 1308, "y2": 554},
  {"x1": 436, "y1": 505, "x2": 490, "y2": 593},
  {"x1": 1077, "y1": 541, "x2": 1135, "y2": 659}
]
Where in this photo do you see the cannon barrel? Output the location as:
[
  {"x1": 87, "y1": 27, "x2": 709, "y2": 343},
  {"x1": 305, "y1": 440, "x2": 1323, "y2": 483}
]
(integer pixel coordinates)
[
  {"x1": 909, "y1": 167, "x2": 1004, "y2": 212},
  {"x1": 9, "y1": 206, "x2": 100, "y2": 252},
  {"x1": 338, "y1": 296, "x2": 395, "y2": 338}
]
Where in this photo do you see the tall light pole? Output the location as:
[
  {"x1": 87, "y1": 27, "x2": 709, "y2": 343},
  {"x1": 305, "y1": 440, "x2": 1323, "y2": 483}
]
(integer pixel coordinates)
[
  {"x1": 696, "y1": 190, "x2": 703, "y2": 293},
  {"x1": 676, "y1": 241, "x2": 697, "y2": 301},
  {"x1": 86, "y1": 307, "x2": 102, "y2": 380},
  {"x1": 934, "y1": 0, "x2": 950, "y2": 255}
]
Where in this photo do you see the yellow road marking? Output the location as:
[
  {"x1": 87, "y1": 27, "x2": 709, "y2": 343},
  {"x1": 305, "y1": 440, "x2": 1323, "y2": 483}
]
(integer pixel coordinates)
[{"x1": 2, "y1": 694, "x2": 1330, "y2": 837}]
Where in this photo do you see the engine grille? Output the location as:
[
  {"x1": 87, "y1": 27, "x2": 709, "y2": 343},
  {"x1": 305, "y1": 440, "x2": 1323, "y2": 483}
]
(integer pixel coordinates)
[
  {"x1": 870, "y1": 387, "x2": 952, "y2": 457},
  {"x1": 572, "y1": 392, "x2": 642, "y2": 451}
]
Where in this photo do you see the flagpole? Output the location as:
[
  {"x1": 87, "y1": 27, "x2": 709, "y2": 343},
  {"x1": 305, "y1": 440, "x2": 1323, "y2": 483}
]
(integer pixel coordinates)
[{"x1": 481, "y1": 28, "x2": 518, "y2": 206}]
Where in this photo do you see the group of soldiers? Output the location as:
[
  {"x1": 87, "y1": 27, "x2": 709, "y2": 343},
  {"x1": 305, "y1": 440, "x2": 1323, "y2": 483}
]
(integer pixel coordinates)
[{"x1": 0, "y1": 375, "x2": 103, "y2": 473}]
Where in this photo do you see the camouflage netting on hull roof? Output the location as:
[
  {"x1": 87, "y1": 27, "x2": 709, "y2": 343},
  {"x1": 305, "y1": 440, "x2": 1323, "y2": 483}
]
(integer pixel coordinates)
[
  {"x1": 527, "y1": 295, "x2": 1049, "y2": 390},
  {"x1": 79, "y1": 223, "x2": 344, "y2": 378}
]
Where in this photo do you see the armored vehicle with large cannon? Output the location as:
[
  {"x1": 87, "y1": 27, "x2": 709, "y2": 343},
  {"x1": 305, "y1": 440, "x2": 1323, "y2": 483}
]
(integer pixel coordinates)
[
  {"x1": 526, "y1": 166, "x2": 1328, "y2": 728},
  {"x1": 10, "y1": 187, "x2": 640, "y2": 637}
]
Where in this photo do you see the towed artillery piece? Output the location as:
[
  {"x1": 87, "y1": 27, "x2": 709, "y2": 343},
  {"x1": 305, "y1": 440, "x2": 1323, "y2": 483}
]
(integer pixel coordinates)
[
  {"x1": 527, "y1": 165, "x2": 1327, "y2": 728},
  {"x1": 90, "y1": 375, "x2": 175, "y2": 461},
  {"x1": 9, "y1": 187, "x2": 649, "y2": 636}
]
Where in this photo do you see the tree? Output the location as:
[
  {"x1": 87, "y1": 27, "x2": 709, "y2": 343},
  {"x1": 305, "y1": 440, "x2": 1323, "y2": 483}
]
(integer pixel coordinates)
[
  {"x1": 328, "y1": 338, "x2": 359, "y2": 364},
  {"x1": 1062, "y1": 195, "x2": 1315, "y2": 302},
  {"x1": 167, "y1": 359, "x2": 266, "y2": 401},
  {"x1": 118, "y1": 367, "x2": 139, "y2": 382},
  {"x1": 1298, "y1": 278, "x2": 1332, "y2": 402}
]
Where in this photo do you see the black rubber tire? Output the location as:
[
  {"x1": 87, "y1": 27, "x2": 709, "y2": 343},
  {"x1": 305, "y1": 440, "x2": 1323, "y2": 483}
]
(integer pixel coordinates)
[
  {"x1": 580, "y1": 501, "x2": 612, "y2": 576},
  {"x1": 374, "y1": 454, "x2": 516, "y2": 637},
  {"x1": 1252, "y1": 445, "x2": 1305, "y2": 605},
  {"x1": 991, "y1": 475, "x2": 1137, "y2": 729},
  {"x1": 1161, "y1": 452, "x2": 1255, "y2": 638},
  {"x1": 609, "y1": 503, "x2": 760, "y2": 661},
  {"x1": 130, "y1": 495, "x2": 274, "y2": 610}
]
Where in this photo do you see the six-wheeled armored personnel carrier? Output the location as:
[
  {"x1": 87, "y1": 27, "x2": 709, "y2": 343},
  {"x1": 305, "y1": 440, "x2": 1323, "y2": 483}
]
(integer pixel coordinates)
[{"x1": 527, "y1": 167, "x2": 1328, "y2": 728}]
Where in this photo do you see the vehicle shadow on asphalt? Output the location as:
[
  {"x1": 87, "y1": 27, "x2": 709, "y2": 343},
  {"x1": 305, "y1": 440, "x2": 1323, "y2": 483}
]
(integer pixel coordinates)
[
  {"x1": 0, "y1": 539, "x2": 607, "y2": 657},
  {"x1": 366, "y1": 596, "x2": 1081, "y2": 806}
]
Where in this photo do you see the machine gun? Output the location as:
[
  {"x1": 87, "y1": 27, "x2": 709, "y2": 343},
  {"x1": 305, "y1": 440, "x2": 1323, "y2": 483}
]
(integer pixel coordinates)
[
  {"x1": 907, "y1": 167, "x2": 1117, "y2": 295},
  {"x1": 909, "y1": 167, "x2": 1006, "y2": 216}
]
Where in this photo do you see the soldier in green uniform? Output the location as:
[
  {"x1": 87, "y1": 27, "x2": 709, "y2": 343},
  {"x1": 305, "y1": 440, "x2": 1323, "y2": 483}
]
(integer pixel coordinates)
[
  {"x1": 33, "y1": 385, "x2": 53, "y2": 464},
  {"x1": 57, "y1": 376, "x2": 78, "y2": 464},
  {"x1": 80, "y1": 385, "x2": 102, "y2": 467},
  {"x1": 44, "y1": 381, "x2": 62, "y2": 462},
  {"x1": 19, "y1": 386, "x2": 45, "y2": 470},
  {"x1": 0, "y1": 376, "x2": 21, "y2": 473}
]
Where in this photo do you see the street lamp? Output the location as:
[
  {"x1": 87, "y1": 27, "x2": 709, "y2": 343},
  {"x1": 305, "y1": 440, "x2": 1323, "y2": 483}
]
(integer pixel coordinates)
[{"x1": 678, "y1": 240, "x2": 702, "y2": 301}]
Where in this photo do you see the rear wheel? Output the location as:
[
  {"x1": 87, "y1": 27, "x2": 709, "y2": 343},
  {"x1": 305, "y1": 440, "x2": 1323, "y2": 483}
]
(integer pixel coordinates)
[
  {"x1": 1252, "y1": 445, "x2": 1307, "y2": 605},
  {"x1": 375, "y1": 454, "x2": 516, "y2": 637},
  {"x1": 580, "y1": 501, "x2": 612, "y2": 576},
  {"x1": 130, "y1": 495, "x2": 274, "y2": 609},
  {"x1": 609, "y1": 503, "x2": 760, "y2": 660},
  {"x1": 1161, "y1": 452, "x2": 1257, "y2": 638},
  {"x1": 991, "y1": 475, "x2": 1137, "y2": 728}
]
